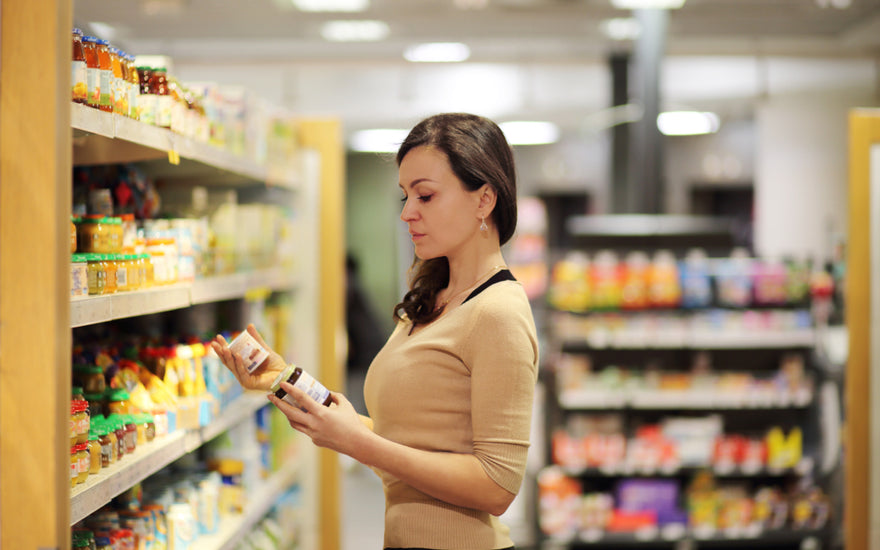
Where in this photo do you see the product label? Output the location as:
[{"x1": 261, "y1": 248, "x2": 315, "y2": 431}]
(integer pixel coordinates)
[
  {"x1": 229, "y1": 331, "x2": 269, "y2": 373},
  {"x1": 71, "y1": 459, "x2": 78, "y2": 480},
  {"x1": 157, "y1": 96, "x2": 173, "y2": 128},
  {"x1": 78, "y1": 454, "x2": 89, "y2": 475},
  {"x1": 116, "y1": 267, "x2": 127, "y2": 288},
  {"x1": 139, "y1": 94, "x2": 157, "y2": 125},
  {"x1": 87, "y1": 67, "x2": 101, "y2": 106},
  {"x1": 129, "y1": 86, "x2": 139, "y2": 119},
  {"x1": 282, "y1": 370, "x2": 331, "y2": 411},
  {"x1": 99, "y1": 69, "x2": 112, "y2": 108},
  {"x1": 72, "y1": 61, "x2": 87, "y2": 101}
]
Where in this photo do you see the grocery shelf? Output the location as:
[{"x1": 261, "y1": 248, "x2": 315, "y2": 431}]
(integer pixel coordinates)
[
  {"x1": 70, "y1": 392, "x2": 268, "y2": 525},
  {"x1": 70, "y1": 103, "x2": 299, "y2": 190},
  {"x1": 71, "y1": 268, "x2": 296, "y2": 327},
  {"x1": 545, "y1": 526, "x2": 829, "y2": 548},
  {"x1": 190, "y1": 462, "x2": 300, "y2": 550},
  {"x1": 560, "y1": 458, "x2": 813, "y2": 478},
  {"x1": 561, "y1": 328, "x2": 816, "y2": 351},
  {"x1": 558, "y1": 388, "x2": 813, "y2": 411}
]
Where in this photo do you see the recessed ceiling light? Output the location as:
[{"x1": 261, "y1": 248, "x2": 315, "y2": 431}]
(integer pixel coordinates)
[
  {"x1": 610, "y1": 0, "x2": 685, "y2": 9},
  {"x1": 600, "y1": 18, "x2": 642, "y2": 40},
  {"x1": 321, "y1": 20, "x2": 389, "y2": 42},
  {"x1": 403, "y1": 42, "x2": 470, "y2": 63},
  {"x1": 657, "y1": 111, "x2": 720, "y2": 136},
  {"x1": 349, "y1": 129, "x2": 409, "y2": 153},
  {"x1": 499, "y1": 121, "x2": 560, "y2": 146},
  {"x1": 291, "y1": 0, "x2": 369, "y2": 12}
]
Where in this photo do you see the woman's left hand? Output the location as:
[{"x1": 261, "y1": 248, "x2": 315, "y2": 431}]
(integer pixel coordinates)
[{"x1": 269, "y1": 382, "x2": 369, "y2": 458}]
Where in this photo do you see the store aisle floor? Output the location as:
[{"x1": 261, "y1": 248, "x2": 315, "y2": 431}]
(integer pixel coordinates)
[{"x1": 342, "y1": 457, "x2": 385, "y2": 550}]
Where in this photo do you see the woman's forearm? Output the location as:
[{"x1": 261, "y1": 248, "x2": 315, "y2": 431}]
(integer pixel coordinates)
[{"x1": 352, "y1": 428, "x2": 515, "y2": 516}]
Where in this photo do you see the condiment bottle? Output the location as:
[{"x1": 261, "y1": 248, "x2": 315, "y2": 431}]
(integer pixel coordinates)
[
  {"x1": 126, "y1": 55, "x2": 140, "y2": 119},
  {"x1": 151, "y1": 68, "x2": 172, "y2": 129},
  {"x1": 95, "y1": 39, "x2": 113, "y2": 112},
  {"x1": 72, "y1": 29, "x2": 88, "y2": 104},
  {"x1": 137, "y1": 66, "x2": 155, "y2": 124},
  {"x1": 110, "y1": 47, "x2": 126, "y2": 115},
  {"x1": 270, "y1": 364, "x2": 333, "y2": 411},
  {"x1": 83, "y1": 36, "x2": 101, "y2": 108},
  {"x1": 75, "y1": 443, "x2": 90, "y2": 485}
]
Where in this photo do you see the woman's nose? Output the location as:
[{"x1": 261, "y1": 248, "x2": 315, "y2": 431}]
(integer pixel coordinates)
[{"x1": 400, "y1": 198, "x2": 416, "y2": 222}]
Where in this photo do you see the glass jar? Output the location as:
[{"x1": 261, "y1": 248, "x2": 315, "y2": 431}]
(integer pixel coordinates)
[
  {"x1": 85, "y1": 392, "x2": 104, "y2": 418},
  {"x1": 106, "y1": 388, "x2": 131, "y2": 416},
  {"x1": 72, "y1": 29, "x2": 88, "y2": 103},
  {"x1": 140, "y1": 253, "x2": 154, "y2": 287},
  {"x1": 70, "y1": 401, "x2": 80, "y2": 447},
  {"x1": 77, "y1": 216, "x2": 110, "y2": 253},
  {"x1": 114, "y1": 254, "x2": 130, "y2": 292},
  {"x1": 152, "y1": 68, "x2": 172, "y2": 129},
  {"x1": 122, "y1": 415, "x2": 137, "y2": 454},
  {"x1": 75, "y1": 443, "x2": 90, "y2": 485},
  {"x1": 102, "y1": 418, "x2": 119, "y2": 464},
  {"x1": 86, "y1": 253, "x2": 106, "y2": 295},
  {"x1": 100, "y1": 254, "x2": 118, "y2": 294},
  {"x1": 137, "y1": 66, "x2": 155, "y2": 125},
  {"x1": 87, "y1": 432, "x2": 102, "y2": 475},
  {"x1": 137, "y1": 413, "x2": 156, "y2": 443},
  {"x1": 83, "y1": 36, "x2": 100, "y2": 108},
  {"x1": 107, "y1": 217, "x2": 123, "y2": 253},
  {"x1": 71, "y1": 254, "x2": 89, "y2": 299},
  {"x1": 108, "y1": 415, "x2": 127, "y2": 460},
  {"x1": 74, "y1": 364, "x2": 106, "y2": 395},
  {"x1": 70, "y1": 444, "x2": 79, "y2": 487},
  {"x1": 270, "y1": 364, "x2": 333, "y2": 409},
  {"x1": 110, "y1": 47, "x2": 126, "y2": 115},
  {"x1": 95, "y1": 38, "x2": 112, "y2": 112},
  {"x1": 71, "y1": 216, "x2": 79, "y2": 253},
  {"x1": 75, "y1": 400, "x2": 90, "y2": 445},
  {"x1": 126, "y1": 55, "x2": 140, "y2": 120}
]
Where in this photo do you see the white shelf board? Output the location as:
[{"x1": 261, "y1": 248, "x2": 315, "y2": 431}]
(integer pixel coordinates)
[
  {"x1": 565, "y1": 328, "x2": 816, "y2": 350},
  {"x1": 558, "y1": 388, "x2": 813, "y2": 411},
  {"x1": 70, "y1": 393, "x2": 270, "y2": 525},
  {"x1": 71, "y1": 270, "x2": 295, "y2": 327},
  {"x1": 71, "y1": 430, "x2": 188, "y2": 525},
  {"x1": 70, "y1": 103, "x2": 299, "y2": 189},
  {"x1": 190, "y1": 463, "x2": 300, "y2": 550}
]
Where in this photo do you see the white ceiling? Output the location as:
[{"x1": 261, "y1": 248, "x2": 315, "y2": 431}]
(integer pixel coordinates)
[{"x1": 74, "y1": 0, "x2": 880, "y2": 144}]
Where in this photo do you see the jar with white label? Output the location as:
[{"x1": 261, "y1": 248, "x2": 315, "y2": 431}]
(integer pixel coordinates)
[{"x1": 270, "y1": 364, "x2": 332, "y2": 410}]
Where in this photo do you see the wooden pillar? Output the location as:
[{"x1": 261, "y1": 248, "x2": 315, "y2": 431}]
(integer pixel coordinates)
[
  {"x1": 846, "y1": 109, "x2": 880, "y2": 550},
  {"x1": 0, "y1": 0, "x2": 73, "y2": 547},
  {"x1": 298, "y1": 118, "x2": 346, "y2": 550}
]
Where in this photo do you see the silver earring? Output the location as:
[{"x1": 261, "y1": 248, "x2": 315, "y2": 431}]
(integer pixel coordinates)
[{"x1": 480, "y1": 216, "x2": 488, "y2": 232}]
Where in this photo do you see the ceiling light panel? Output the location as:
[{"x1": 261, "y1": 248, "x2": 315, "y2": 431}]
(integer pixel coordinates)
[
  {"x1": 404, "y1": 42, "x2": 470, "y2": 63},
  {"x1": 657, "y1": 111, "x2": 720, "y2": 136},
  {"x1": 321, "y1": 20, "x2": 389, "y2": 42},
  {"x1": 291, "y1": 0, "x2": 369, "y2": 12},
  {"x1": 499, "y1": 121, "x2": 560, "y2": 145},
  {"x1": 610, "y1": 0, "x2": 686, "y2": 9},
  {"x1": 349, "y1": 129, "x2": 409, "y2": 153}
]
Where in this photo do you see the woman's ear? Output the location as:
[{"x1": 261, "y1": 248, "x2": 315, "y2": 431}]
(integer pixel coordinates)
[{"x1": 477, "y1": 184, "x2": 498, "y2": 218}]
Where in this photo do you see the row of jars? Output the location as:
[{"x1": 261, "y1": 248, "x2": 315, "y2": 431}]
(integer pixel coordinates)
[
  {"x1": 71, "y1": 389, "x2": 158, "y2": 489},
  {"x1": 74, "y1": 216, "x2": 133, "y2": 255},
  {"x1": 72, "y1": 28, "x2": 210, "y2": 139},
  {"x1": 72, "y1": 253, "x2": 160, "y2": 298}
]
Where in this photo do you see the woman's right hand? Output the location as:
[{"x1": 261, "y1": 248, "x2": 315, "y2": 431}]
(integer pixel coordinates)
[{"x1": 211, "y1": 324, "x2": 287, "y2": 392}]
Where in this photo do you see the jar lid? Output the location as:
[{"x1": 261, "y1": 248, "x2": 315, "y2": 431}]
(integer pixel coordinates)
[
  {"x1": 74, "y1": 364, "x2": 102, "y2": 374},
  {"x1": 73, "y1": 28, "x2": 83, "y2": 36},
  {"x1": 84, "y1": 392, "x2": 104, "y2": 401},
  {"x1": 269, "y1": 364, "x2": 297, "y2": 394},
  {"x1": 83, "y1": 35, "x2": 98, "y2": 43},
  {"x1": 96, "y1": 38, "x2": 110, "y2": 46},
  {"x1": 106, "y1": 388, "x2": 131, "y2": 401},
  {"x1": 75, "y1": 443, "x2": 88, "y2": 452},
  {"x1": 72, "y1": 386, "x2": 84, "y2": 396},
  {"x1": 71, "y1": 253, "x2": 89, "y2": 263}
]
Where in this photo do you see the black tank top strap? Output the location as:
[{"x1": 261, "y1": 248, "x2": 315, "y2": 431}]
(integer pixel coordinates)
[{"x1": 462, "y1": 269, "x2": 516, "y2": 305}]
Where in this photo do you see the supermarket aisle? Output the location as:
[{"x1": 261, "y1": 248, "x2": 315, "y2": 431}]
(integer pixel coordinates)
[{"x1": 342, "y1": 457, "x2": 385, "y2": 550}]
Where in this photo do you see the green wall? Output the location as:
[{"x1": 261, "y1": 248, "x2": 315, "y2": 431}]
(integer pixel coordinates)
[{"x1": 345, "y1": 152, "x2": 401, "y2": 338}]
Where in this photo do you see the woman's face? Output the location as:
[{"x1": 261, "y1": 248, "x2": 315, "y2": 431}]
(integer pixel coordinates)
[{"x1": 399, "y1": 145, "x2": 483, "y2": 261}]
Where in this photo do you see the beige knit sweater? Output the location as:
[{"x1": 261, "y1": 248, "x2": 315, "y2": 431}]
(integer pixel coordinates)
[{"x1": 363, "y1": 278, "x2": 539, "y2": 549}]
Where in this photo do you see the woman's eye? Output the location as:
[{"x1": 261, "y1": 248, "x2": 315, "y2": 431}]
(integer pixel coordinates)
[{"x1": 417, "y1": 194, "x2": 432, "y2": 203}]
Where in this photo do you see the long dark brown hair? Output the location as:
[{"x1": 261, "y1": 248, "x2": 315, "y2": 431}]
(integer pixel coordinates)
[{"x1": 393, "y1": 113, "x2": 517, "y2": 326}]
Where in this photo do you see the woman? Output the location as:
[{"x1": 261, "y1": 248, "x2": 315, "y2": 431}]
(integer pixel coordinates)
[{"x1": 212, "y1": 113, "x2": 539, "y2": 550}]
